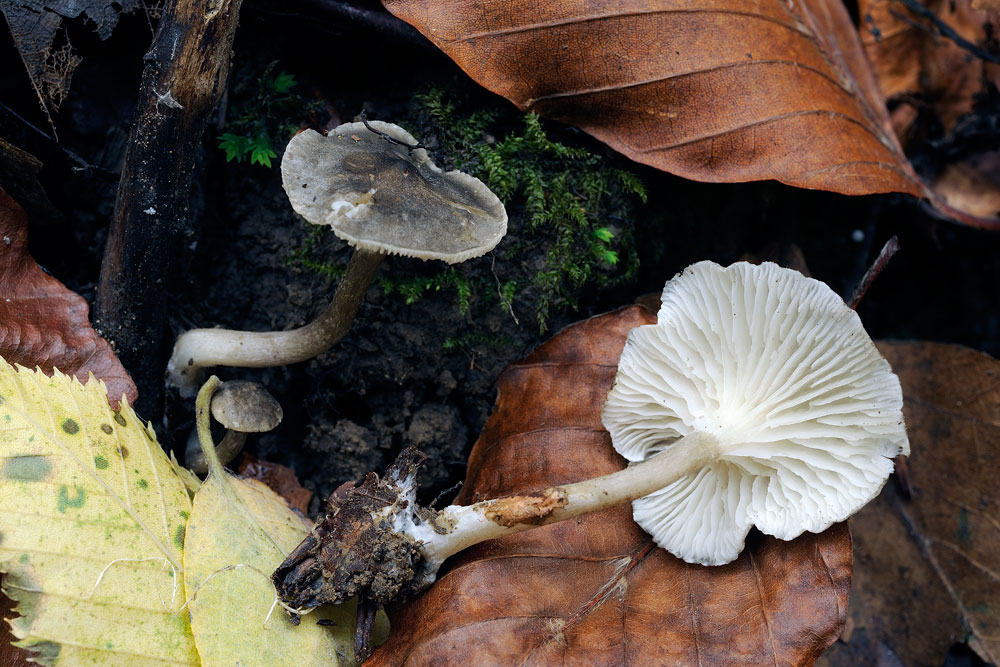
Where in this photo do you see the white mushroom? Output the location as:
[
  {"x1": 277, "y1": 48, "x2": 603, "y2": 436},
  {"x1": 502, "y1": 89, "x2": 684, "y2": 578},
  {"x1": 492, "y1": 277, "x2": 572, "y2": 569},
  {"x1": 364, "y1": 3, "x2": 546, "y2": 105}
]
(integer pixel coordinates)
[
  {"x1": 166, "y1": 120, "x2": 507, "y2": 394},
  {"x1": 602, "y1": 260, "x2": 909, "y2": 565},
  {"x1": 274, "y1": 261, "x2": 909, "y2": 611}
]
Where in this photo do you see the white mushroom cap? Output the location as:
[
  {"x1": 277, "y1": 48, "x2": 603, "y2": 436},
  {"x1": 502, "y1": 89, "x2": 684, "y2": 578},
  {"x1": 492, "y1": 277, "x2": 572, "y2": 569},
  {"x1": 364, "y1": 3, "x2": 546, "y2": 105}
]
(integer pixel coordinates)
[
  {"x1": 281, "y1": 122, "x2": 507, "y2": 264},
  {"x1": 602, "y1": 261, "x2": 909, "y2": 566}
]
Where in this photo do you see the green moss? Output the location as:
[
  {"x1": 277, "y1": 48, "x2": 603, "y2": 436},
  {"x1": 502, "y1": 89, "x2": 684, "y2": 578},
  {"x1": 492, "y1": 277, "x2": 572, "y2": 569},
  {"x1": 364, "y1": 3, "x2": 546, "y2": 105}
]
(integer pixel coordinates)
[
  {"x1": 409, "y1": 88, "x2": 646, "y2": 332},
  {"x1": 218, "y1": 62, "x2": 319, "y2": 167}
]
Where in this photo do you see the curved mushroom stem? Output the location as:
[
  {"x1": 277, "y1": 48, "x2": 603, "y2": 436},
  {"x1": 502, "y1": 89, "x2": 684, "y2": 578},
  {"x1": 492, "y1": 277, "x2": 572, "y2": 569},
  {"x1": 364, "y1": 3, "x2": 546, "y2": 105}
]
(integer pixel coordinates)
[
  {"x1": 186, "y1": 430, "x2": 247, "y2": 476},
  {"x1": 167, "y1": 248, "x2": 385, "y2": 395},
  {"x1": 408, "y1": 430, "x2": 722, "y2": 575}
]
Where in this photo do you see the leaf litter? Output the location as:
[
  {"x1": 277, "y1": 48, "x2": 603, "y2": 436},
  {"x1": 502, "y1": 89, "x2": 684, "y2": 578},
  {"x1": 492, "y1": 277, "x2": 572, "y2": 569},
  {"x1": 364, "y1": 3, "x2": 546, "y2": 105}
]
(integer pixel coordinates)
[
  {"x1": 822, "y1": 342, "x2": 1000, "y2": 666},
  {"x1": 0, "y1": 362, "x2": 369, "y2": 665}
]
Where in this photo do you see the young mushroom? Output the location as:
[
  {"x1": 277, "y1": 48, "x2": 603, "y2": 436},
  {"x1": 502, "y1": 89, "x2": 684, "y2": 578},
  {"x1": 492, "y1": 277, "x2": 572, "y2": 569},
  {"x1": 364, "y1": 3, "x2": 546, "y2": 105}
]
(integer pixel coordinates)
[
  {"x1": 185, "y1": 380, "x2": 283, "y2": 475},
  {"x1": 166, "y1": 119, "x2": 507, "y2": 394},
  {"x1": 274, "y1": 260, "x2": 909, "y2": 612}
]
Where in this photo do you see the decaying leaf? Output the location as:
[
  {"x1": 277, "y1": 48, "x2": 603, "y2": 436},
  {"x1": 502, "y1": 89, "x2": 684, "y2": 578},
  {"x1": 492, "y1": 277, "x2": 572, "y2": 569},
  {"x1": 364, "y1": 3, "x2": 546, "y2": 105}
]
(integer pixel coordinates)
[
  {"x1": 369, "y1": 307, "x2": 852, "y2": 665},
  {"x1": 0, "y1": 359, "x2": 197, "y2": 664},
  {"x1": 0, "y1": 190, "x2": 137, "y2": 407},
  {"x1": 237, "y1": 452, "x2": 313, "y2": 516},
  {"x1": 385, "y1": 3, "x2": 926, "y2": 195},
  {"x1": 183, "y1": 471, "x2": 356, "y2": 666},
  {"x1": 822, "y1": 342, "x2": 1000, "y2": 666},
  {"x1": 0, "y1": 0, "x2": 146, "y2": 122},
  {"x1": 929, "y1": 155, "x2": 1000, "y2": 219},
  {"x1": 860, "y1": 0, "x2": 1000, "y2": 138},
  {"x1": 0, "y1": 593, "x2": 32, "y2": 667}
]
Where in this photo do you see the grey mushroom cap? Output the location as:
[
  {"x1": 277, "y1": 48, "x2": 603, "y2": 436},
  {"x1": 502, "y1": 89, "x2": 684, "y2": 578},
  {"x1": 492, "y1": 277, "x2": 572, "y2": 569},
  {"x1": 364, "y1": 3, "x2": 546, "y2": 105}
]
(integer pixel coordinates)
[
  {"x1": 210, "y1": 380, "x2": 283, "y2": 433},
  {"x1": 281, "y1": 122, "x2": 507, "y2": 264}
]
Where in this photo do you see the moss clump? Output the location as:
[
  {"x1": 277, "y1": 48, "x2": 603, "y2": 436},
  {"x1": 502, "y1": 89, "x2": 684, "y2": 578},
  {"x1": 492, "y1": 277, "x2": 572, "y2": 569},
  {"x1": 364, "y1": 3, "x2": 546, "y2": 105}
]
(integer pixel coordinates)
[{"x1": 409, "y1": 88, "x2": 647, "y2": 332}]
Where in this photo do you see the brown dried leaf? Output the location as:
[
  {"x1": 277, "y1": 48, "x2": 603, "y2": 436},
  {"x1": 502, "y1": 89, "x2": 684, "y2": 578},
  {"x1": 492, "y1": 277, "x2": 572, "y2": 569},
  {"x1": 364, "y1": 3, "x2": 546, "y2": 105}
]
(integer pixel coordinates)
[
  {"x1": 929, "y1": 153, "x2": 1000, "y2": 219},
  {"x1": 236, "y1": 452, "x2": 314, "y2": 516},
  {"x1": 0, "y1": 588, "x2": 32, "y2": 667},
  {"x1": 385, "y1": 2, "x2": 927, "y2": 196},
  {"x1": 369, "y1": 307, "x2": 852, "y2": 666},
  {"x1": 0, "y1": 190, "x2": 136, "y2": 406},
  {"x1": 821, "y1": 342, "x2": 1000, "y2": 666},
  {"x1": 860, "y1": 0, "x2": 1000, "y2": 137}
]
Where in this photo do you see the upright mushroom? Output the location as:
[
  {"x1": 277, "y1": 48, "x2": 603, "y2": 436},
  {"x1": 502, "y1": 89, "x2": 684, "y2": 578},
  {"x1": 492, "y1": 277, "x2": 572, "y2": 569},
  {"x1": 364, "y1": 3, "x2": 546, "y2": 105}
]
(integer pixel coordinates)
[
  {"x1": 274, "y1": 261, "x2": 909, "y2": 612},
  {"x1": 166, "y1": 120, "x2": 507, "y2": 393},
  {"x1": 184, "y1": 380, "x2": 283, "y2": 475}
]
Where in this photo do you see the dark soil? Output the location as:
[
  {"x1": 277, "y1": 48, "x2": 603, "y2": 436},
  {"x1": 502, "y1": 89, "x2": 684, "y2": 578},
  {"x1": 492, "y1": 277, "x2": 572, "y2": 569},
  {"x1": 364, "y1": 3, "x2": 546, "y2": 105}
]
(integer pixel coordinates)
[{"x1": 2, "y1": 7, "x2": 1000, "y2": 658}]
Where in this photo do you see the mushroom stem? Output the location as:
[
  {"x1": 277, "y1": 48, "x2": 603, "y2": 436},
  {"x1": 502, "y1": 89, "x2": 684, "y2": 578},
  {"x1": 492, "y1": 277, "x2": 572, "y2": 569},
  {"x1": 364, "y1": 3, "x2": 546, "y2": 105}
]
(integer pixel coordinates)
[
  {"x1": 167, "y1": 248, "x2": 385, "y2": 393},
  {"x1": 408, "y1": 430, "x2": 721, "y2": 572},
  {"x1": 186, "y1": 430, "x2": 247, "y2": 476}
]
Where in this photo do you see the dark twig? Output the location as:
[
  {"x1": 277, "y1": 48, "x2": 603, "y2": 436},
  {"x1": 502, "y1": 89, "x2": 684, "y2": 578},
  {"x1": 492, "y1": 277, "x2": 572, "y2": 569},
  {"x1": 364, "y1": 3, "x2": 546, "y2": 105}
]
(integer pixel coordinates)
[
  {"x1": 96, "y1": 0, "x2": 244, "y2": 416},
  {"x1": 894, "y1": 0, "x2": 1000, "y2": 65},
  {"x1": 354, "y1": 598, "x2": 377, "y2": 662},
  {"x1": 360, "y1": 110, "x2": 424, "y2": 153},
  {"x1": 847, "y1": 235, "x2": 911, "y2": 499},
  {"x1": 0, "y1": 101, "x2": 109, "y2": 175},
  {"x1": 288, "y1": 0, "x2": 432, "y2": 50},
  {"x1": 430, "y1": 480, "x2": 463, "y2": 509},
  {"x1": 848, "y1": 236, "x2": 900, "y2": 310}
]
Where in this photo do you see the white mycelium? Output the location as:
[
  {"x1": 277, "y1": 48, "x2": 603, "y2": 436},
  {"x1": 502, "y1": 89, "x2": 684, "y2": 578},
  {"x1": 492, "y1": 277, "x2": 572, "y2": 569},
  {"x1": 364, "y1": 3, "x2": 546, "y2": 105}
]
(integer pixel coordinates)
[{"x1": 602, "y1": 261, "x2": 909, "y2": 566}]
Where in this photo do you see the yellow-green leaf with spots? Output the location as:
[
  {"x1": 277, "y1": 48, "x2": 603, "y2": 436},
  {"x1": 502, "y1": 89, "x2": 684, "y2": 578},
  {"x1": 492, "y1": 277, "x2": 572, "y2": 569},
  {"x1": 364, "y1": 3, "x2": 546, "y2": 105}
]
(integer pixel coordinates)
[
  {"x1": 183, "y1": 452, "x2": 358, "y2": 665},
  {"x1": 0, "y1": 361, "x2": 198, "y2": 665}
]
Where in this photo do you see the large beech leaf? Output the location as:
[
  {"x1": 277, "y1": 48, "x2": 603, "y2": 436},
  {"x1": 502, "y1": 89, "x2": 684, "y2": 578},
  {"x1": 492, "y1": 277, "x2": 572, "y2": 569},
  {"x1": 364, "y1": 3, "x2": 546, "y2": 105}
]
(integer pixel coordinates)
[
  {"x1": 369, "y1": 306, "x2": 852, "y2": 665},
  {"x1": 0, "y1": 190, "x2": 137, "y2": 407},
  {"x1": 822, "y1": 342, "x2": 1000, "y2": 666},
  {"x1": 383, "y1": 0, "x2": 999, "y2": 228},
  {"x1": 0, "y1": 359, "x2": 197, "y2": 664},
  {"x1": 381, "y1": 3, "x2": 911, "y2": 194}
]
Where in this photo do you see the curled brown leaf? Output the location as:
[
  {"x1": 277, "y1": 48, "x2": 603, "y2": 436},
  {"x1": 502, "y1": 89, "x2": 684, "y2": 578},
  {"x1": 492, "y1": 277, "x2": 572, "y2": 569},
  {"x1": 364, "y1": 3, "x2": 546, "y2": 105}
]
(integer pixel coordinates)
[
  {"x1": 0, "y1": 190, "x2": 136, "y2": 407},
  {"x1": 369, "y1": 306, "x2": 852, "y2": 666}
]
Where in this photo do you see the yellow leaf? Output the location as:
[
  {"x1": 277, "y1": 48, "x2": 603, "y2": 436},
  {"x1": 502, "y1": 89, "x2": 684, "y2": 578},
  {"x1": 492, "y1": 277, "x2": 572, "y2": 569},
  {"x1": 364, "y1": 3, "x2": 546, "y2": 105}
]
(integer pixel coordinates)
[
  {"x1": 183, "y1": 464, "x2": 357, "y2": 666},
  {"x1": 183, "y1": 376, "x2": 357, "y2": 666},
  {"x1": 0, "y1": 362, "x2": 198, "y2": 665},
  {"x1": 169, "y1": 450, "x2": 201, "y2": 498}
]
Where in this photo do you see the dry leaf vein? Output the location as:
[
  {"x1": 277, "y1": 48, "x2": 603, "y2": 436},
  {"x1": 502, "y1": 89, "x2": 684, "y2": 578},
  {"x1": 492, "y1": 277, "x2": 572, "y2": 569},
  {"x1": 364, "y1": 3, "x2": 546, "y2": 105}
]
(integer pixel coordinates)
[
  {"x1": 634, "y1": 109, "x2": 885, "y2": 154},
  {"x1": 793, "y1": 160, "x2": 914, "y2": 181},
  {"x1": 453, "y1": 8, "x2": 807, "y2": 42},
  {"x1": 528, "y1": 60, "x2": 854, "y2": 106},
  {"x1": 747, "y1": 549, "x2": 780, "y2": 667},
  {"x1": 814, "y1": 538, "x2": 843, "y2": 619}
]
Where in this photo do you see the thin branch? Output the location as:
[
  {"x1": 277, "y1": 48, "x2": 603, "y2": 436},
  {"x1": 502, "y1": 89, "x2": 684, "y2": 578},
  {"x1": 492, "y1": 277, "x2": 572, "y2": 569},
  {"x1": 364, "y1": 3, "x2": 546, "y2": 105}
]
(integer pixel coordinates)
[
  {"x1": 848, "y1": 236, "x2": 900, "y2": 310},
  {"x1": 894, "y1": 0, "x2": 1000, "y2": 65}
]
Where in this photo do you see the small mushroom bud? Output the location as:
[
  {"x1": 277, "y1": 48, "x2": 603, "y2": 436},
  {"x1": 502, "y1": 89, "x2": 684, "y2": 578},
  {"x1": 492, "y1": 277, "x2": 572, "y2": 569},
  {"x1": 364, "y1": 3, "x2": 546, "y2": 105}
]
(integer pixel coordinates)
[
  {"x1": 185, "y1": 380, "x2": 283, "y2": 475},
  {"x1": 166, "y1": 120, "x2": 507, "y2": 395}
]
